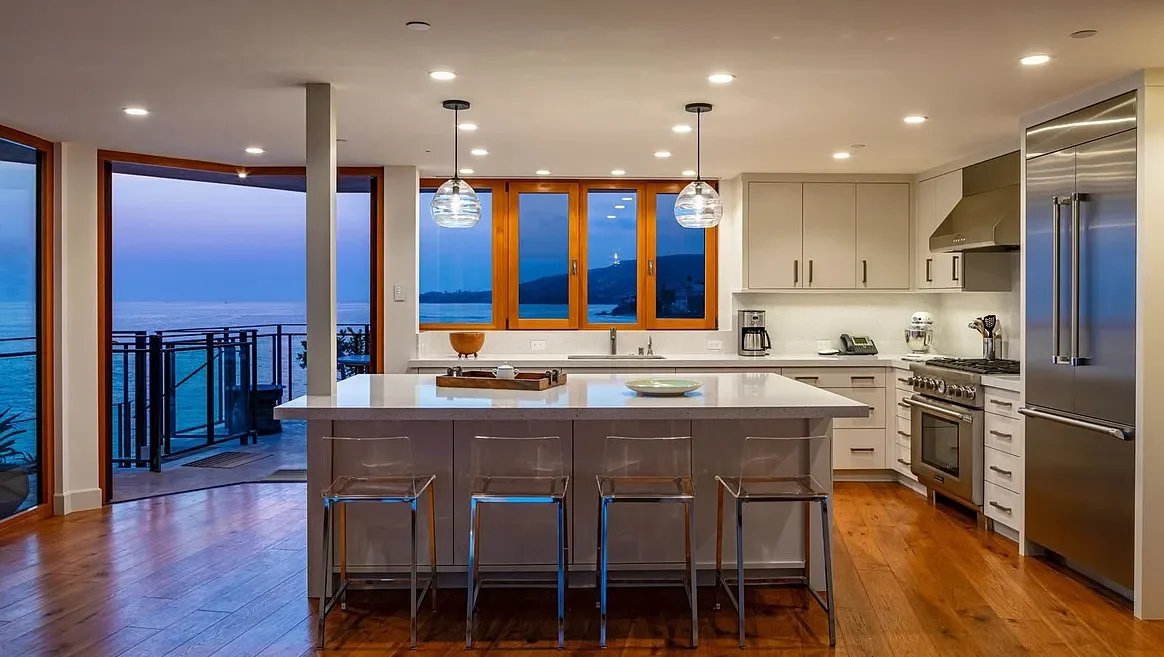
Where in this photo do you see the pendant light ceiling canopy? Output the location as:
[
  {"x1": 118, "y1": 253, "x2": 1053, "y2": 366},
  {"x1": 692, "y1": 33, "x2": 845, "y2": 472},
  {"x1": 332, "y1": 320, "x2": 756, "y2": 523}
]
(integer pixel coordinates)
[
  {"x1": 431, "y1": 99, "x2": 482, "y2": 228},
  {"x1": 674, "y1": 102, "x2": 723, "y2": 229}
]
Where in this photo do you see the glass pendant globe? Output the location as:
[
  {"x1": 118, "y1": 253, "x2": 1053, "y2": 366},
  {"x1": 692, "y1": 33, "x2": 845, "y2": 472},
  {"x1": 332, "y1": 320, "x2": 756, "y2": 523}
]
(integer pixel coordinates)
[
  {"x1": 674, "y1": 180, "x2": 723, "y2": 228},
  {"x1": 431, "y1": 178, "x2": 481, "y2": 228}
]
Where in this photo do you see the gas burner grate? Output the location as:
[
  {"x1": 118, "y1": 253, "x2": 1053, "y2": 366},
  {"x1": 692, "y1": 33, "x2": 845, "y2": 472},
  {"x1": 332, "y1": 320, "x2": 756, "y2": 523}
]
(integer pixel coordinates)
[{"x1": 927, "y1": 358, "x2": 1020, "y2": 375}]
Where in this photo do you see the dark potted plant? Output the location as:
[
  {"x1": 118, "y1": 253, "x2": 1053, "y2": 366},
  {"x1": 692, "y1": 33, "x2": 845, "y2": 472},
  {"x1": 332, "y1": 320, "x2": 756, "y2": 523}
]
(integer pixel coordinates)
[{"x1": 0, "y1": 408, "x2": 31, "y2": 518}]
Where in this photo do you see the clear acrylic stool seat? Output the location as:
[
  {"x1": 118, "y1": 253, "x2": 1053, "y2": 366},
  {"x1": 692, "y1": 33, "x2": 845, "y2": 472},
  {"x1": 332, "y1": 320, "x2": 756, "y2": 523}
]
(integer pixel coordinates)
[
  {"x1": 319, "y1": 436, "x2": 437, "y2": 649},
  {"x1": 714, "y1": 436, "x2": 835, "y2": 648},
  {"x1": 594, "y1": 435, "x2": 698, "y2": 648},
  {"x1": 466, "y1": 436, "x2": 570, "y2": 648}
]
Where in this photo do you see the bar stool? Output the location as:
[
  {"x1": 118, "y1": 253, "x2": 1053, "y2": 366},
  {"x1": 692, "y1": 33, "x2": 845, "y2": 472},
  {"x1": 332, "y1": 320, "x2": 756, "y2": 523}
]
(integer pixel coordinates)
[
  {"x1": 319, "y1": 436, "x2": 437, "y2": 649},
  {"x1": 714, "y1": 435, "x2": 835, "y2": 648},
  {"x1": 595, "y1": 435, "x2": 698, "y2": 648},
  {"x1": 466, "y1": 435, "x2": 570, "y2": 648}
]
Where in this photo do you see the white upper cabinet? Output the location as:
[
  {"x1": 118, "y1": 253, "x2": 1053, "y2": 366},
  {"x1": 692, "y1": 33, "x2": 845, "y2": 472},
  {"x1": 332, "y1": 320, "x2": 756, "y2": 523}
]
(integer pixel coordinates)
[
  {"x1": 915, "y1": 170, "x2": 963, "y2": 289},
  {"x1": 802, "y1": 183, "x2": 857, "y2": 289},
  {"x1": 856, "y1": 183, "x2": 911, "y2": 289},
  {"x1": 746, "y1": 182, "x2": 804, "y2": 289}
]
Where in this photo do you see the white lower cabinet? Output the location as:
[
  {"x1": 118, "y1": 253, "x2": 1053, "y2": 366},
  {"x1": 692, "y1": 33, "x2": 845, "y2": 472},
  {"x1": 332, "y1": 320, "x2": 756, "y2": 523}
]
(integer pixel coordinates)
[
  {"x1": 982, "y1": 385, "x2": 1023, "y2": 535},
  {"x1": 833, "y1": 429, "x2": 887, "y2": 469},
  {"x1": 984, "y1": 481, "x2": 1023, "y2": 529}
]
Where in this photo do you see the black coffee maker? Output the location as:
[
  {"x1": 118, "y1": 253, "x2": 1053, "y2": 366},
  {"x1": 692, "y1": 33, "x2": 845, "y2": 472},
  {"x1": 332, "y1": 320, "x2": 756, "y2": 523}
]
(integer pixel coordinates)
[{"x1": 737, "y1": 310, "x2": 771, "y2": 356}]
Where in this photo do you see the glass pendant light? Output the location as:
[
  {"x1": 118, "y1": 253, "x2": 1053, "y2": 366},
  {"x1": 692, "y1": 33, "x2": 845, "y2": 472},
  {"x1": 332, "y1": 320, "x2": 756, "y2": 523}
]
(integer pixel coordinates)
[
  {"x1": 674, "y1": 102, "x2": 723, "y2": 229},
  {"x1": 431, "y1": 99, "x2": 482, "y2": 228}
]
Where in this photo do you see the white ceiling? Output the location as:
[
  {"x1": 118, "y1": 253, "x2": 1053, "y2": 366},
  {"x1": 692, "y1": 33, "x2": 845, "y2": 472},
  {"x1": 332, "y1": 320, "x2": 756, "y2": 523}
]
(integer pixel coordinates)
[{"x1": 2, "y1": 0, "x2": 1163, "y2": 178}]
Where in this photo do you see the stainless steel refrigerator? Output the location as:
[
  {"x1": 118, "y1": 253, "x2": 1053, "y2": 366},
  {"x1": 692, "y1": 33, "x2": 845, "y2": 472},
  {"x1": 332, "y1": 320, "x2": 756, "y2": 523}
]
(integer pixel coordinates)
[{"x1": 1023, "y1": 92, "x2": 1137, "y2": 592}]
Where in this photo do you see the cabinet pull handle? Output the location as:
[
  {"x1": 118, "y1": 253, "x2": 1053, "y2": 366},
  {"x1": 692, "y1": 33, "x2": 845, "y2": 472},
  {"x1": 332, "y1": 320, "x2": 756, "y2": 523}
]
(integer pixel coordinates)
[
  {"x1": 989, "y1": 501, "x2": 1013, "y2": 514},
  {"x1": 988, "y1": 430, "x2": 1013, "y2": 440},
  {"x1": 793, "y1": 259, "x2": 799, "y2": 285},
  {"x1": 897, "y1": 377, "x2": 910, "y2": 384},
  {"x1": 989, "y1": 465, "x2": 1013, "y2": 477},
  {"x1": 862, "y1": 259, "x2": 868, "y2": 284},
  {"x1": 989, "y1": 399, "x2": 1014, "y2": 409},
  {"x1": 896, "y1": 458, "x2": 911, "y2": 466},
  {"x1": 850, "y1": 447, "x2": 876, "y2": 453},
  {"x1": 808, "y1": 260, "x2": 814, "y2": 285},
  {"x1": 794, "y1": 376, "x2": 819, "y2": 382},
  {"x1": 647, "y1": 259, "x2": 654, "y2": 276},
  {"x1": 897, "y1": 402, "x2": 910, "y2": 409},
  {"x1": 851, "y1": 375, "x2": 876, "y2": 381},
  {"x1": 925, "y1": 258, "x2": 932, "y2": 282},
  {"x1": 897, "y1": 430, "x2": 911, "y2": 438},
  {"x1": 952, "y1": 255, "x2": 959, "y2": 282}
]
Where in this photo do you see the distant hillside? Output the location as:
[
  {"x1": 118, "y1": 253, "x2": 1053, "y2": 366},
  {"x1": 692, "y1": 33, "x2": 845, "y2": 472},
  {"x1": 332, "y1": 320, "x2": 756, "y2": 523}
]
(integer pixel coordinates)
[{"x1": 419, "y1": 253, "x2": 706, "y2": 305}]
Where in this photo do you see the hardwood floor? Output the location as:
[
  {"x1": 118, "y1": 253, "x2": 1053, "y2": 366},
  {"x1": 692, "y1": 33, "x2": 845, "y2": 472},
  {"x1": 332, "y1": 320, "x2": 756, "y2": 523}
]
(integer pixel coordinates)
[{"x1": 0, "y1": 482, "x2": 1159, "y2": 656}]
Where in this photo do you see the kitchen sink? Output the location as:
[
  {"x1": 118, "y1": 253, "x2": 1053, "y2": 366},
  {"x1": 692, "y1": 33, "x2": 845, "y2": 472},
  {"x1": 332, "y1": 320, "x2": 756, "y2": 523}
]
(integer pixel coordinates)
[{"x1": 567, "y1": 354, "x2": 667, "y2": 360}]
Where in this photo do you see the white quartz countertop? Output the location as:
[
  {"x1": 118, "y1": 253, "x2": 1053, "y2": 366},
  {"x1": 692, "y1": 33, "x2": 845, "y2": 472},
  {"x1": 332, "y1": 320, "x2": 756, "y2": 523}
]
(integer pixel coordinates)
[
  {"x1": 981, "y1": 374, "x2": 1021, "y2": 392},
  {"x1": 275, "y1": 373, "x2": 869, "y2": 422},
  {"x1": 409, "y1": 353, "x2": 905, "y2": 370}
]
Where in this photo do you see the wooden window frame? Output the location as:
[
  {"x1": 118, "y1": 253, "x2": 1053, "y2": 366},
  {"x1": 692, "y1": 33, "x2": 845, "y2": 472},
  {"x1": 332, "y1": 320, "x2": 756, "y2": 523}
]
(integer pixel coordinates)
[{"x1": 418, "y1": 178, "x2": 718, "y2": 332}]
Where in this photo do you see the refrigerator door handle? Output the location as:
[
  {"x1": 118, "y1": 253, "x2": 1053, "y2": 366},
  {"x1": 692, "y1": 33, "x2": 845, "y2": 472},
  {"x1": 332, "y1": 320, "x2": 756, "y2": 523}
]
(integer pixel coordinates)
[
  {"x1": 1070, "y1": 192, "x2": 1090, "y2": 366},
  {"x1": 1019, "y1": 406, "x2": 1133, "y2": 441},
  {"x1": 1051, "y1": 196, "x2": 1070, "y2": 365}
]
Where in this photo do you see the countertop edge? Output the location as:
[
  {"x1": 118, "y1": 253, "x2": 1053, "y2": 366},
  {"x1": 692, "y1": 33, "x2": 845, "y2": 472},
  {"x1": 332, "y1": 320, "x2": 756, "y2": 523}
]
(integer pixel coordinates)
[
  {"x1": 409, "y1": 354, "x2": 911, "y2": 369},
  {"x1": 274, "y1": 406, "x2": 869, "y2": 422}
]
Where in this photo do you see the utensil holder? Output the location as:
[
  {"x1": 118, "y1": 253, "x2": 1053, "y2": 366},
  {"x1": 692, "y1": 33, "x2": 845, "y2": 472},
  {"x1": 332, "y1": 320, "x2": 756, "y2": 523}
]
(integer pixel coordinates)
[{"x1": 982, "y1": 337, "x2": 998, "y2": 360}]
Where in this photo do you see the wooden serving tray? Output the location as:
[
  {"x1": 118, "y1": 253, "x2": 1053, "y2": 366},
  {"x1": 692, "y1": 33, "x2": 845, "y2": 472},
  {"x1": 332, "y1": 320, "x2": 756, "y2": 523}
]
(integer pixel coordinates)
[{"x1": 435, "y1": 371, "x2": 567, "y2": 391}]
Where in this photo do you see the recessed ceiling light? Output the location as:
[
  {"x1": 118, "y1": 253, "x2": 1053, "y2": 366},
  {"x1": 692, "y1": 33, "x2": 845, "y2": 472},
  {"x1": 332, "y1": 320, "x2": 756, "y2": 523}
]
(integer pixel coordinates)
[
  {"x1": 536, "y1": 169, "x2": 551, "y2": 176},
  {"x1": 903, "y1": 115, "x2": 928, "y2": 124},
  {"x1": 614, "y1": 205, "x2": 626, "y2": 209},
  {"x1": 681, "y1": 170, "x2": 696, "y2": 176},
  {"x1": 470, "y1": 148, "x2": 488, "y2": 156},
  {"x1": 245, "y1": 146, "x2": 265, "y2": 155},
  {"x1": 833, "y1": 152, "x2": 851, "y2": 160},
  {"x1": 708, "y1": 73, "x2": 735, "y2": 84},
  {"x1": 610, "y1": 169, "x2": 626, "y2": 176},
  {"x1": 607, "y1": 215, "x2": 617, "y2": 219},
  {"x1": 1070, "y1": 29, "x2": 1098, "y2": 39},
  {"x1": 850, "y1": 144, "x2": 867, "y2": 149},
  {"x1": 122, "y1": 107, "x2": 149, "y2": 116},
  {"x1": 672, "y1": 124, "x2": 693, "y2": 134},
  {"x1": 621, "y1": 197, "x2": 633, "y2": 201},
  {"x1": 1020, "y1": 54, "x2": 1051, "y2": 66},
  {"x1": 429, "y1": 70, "x2": 457, "y2": 81},
  {"x1": 459, "y1": 168, "x2": 474, "y2": 175},
  {"x1": 458, "y1": 122, "x2": 477, "y2": 131},
  {"x1": 406, "y1": 21, "x2": 431, "y2": 31},
  {"x1": 654, "y1": 151, "x2": 672, "y2": 158}
]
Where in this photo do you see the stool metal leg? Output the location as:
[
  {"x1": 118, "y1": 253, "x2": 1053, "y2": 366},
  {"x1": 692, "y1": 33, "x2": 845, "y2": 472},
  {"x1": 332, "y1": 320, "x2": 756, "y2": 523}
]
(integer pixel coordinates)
[
  {"x1": 594, "y1": 497, "x2": 603, "y2": 597},
  {"x1": 338, "y1": 502, "x2": 348, "y2": 609},
  {"x1": 599, "y1": 498, "x2": 609, "y2": 648},
  {"x1": 556, "y1": 498, "x2": 566, "y2": 649},
  {"x1": 714, "y1": 484, "x2": 724, "y2": 611},
  {"x1": 736, "y1": 498, "x2": 745, "y2": 648},
  {"x1": 686, "y1": 500, "x2": 699, "y2": 649},
  {"x1": 318, "y1": 498, "x2": 332, "y2": 648},
  {"x1": 466, "y1": 497, "x2": 479, "y2": 648},
  {"x1": 410, "y1": 498, "x2": 419, "y2": 648},
  {"x1": 820, "y1": 496, "x2": 836, "y2": 647},
  {"x1": 428, "y1": 482, "x2": 438, "y2": 610}
]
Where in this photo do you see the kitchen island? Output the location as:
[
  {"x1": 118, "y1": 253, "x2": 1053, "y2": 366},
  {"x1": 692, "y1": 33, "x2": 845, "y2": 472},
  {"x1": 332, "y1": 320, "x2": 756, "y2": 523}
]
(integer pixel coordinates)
[{"x1": 275, "y1": 372, "x2": 867, "y2": 597}]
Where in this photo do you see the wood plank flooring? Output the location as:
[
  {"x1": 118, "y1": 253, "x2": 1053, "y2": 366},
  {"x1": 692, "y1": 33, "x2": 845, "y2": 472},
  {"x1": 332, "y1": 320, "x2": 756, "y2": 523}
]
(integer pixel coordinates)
[{"x1": 0, "y1": 482, "x2": 1159, "y2": 656}]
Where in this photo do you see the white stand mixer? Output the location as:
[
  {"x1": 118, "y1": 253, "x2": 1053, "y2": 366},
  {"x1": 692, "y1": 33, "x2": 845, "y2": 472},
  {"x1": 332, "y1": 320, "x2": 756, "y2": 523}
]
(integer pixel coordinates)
[{"x1": 902, "y1": 311, "x2": 935, "y2": 361}]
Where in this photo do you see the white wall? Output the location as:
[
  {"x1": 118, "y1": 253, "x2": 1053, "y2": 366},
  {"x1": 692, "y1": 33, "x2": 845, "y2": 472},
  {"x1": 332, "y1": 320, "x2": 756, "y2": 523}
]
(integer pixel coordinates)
[{"x1": 381, "y1": 166, "x2": 420, "y2": 372}]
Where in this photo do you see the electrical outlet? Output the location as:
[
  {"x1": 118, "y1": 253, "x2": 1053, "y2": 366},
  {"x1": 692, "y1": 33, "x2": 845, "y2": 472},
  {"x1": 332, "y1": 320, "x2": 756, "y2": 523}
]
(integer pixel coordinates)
[
  {"x1": 707, "y1": 339, "x2": 724, "y2": 351},
  {"x1": 393, "y1": 284, "x2": 405, "y2": 302},
  {"x1": 530, "y1": 340, "x2": 547, "y2": 351}
]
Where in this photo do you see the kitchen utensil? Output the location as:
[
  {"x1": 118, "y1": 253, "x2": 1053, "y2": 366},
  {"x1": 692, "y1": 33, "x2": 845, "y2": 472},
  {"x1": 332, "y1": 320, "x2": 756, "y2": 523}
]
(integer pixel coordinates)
[
  {"x1": 970, "y1": 318, "x2": 987, "y2": 337},
  {"x1": 982, "y1": 315, "x2": 998, "y2": 337},
  {"x1": 449, "y1": 332, "x2": 485, "y2": 358},
  {"x1": 624, "y1": 379, "x2": 703, "y2": 397},
  {"x1": 492, "y1": 363, "x2": 519, "y2": 380}
]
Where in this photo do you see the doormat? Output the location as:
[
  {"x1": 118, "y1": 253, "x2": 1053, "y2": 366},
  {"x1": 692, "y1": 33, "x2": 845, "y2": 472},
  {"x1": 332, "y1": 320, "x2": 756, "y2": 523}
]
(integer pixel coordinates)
[
  {"x1": 183, "y1": 452, "x2": 271, "y2": 469},
  {"x1": 261, "y1": 468, "x2": 307, "y2": 482}
]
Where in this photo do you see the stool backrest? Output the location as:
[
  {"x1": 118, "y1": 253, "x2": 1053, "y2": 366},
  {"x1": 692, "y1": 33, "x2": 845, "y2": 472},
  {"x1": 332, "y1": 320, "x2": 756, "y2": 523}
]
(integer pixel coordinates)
[
  {"x1": 738, "y1": 435, "x2": 826, "y2": 480},
  {"x1": 323, "y1": 435, "x2": 416, "y2": 480},
  {"x1": 470, "y1": 435, "x2": 564, "y2": 480},
  {"x1": 602, "y1": 435, "x2": 692, "y2": 479}
]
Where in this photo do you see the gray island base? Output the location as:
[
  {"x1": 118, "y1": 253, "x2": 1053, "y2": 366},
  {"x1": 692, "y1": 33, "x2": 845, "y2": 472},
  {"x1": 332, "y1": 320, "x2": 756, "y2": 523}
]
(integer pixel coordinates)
[{"x1": 274, "y1": 373, "x2": 868, "y2": 598}]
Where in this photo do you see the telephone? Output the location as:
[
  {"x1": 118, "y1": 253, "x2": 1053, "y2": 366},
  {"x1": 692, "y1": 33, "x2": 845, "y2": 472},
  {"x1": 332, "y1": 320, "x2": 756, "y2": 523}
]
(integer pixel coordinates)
[{"x1": 840, "y1": 334, "x2": 879, "y2": 356}]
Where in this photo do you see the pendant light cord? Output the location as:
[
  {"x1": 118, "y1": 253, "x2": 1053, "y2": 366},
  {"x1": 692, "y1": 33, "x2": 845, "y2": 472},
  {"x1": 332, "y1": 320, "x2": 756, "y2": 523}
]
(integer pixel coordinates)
[
  {"x1": 453, "y1": 107, "x2": 460, "y2": 181},
  {"x1": 696, "y1": 110, "x2": 702, "y2": 182}
]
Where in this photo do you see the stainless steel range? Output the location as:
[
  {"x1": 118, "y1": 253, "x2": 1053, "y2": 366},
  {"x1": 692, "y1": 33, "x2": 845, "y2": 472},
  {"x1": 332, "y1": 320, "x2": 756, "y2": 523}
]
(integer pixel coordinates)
[{"x1": 904, "y1": 358, "x2": 1019, "y2": 510}]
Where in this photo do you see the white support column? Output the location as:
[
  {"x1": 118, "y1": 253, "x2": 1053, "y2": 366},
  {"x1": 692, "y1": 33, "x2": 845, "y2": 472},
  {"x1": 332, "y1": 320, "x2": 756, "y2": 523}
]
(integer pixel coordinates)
[
  {"x1": 382, "y1": 166, "x2": 419, "y2": 373},
  {"x1": 53, "y1": 142, "x2": 102, "y2": 514},
  {"x1": 305, "y1": 83, "x2": 337, "y2": 395}
]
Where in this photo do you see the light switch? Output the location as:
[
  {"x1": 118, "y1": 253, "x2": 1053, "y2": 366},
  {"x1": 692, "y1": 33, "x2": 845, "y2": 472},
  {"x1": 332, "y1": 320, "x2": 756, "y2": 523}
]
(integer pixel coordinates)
[
  {"x1": 707, "y1": 339, "x2": 724, "y2": 351},
  {"x1": 530, "y1": 340, "x2": 547, "y2": 351},
  {"x1": 393, "y1": 284, "x2": 405, "y2": 302}
]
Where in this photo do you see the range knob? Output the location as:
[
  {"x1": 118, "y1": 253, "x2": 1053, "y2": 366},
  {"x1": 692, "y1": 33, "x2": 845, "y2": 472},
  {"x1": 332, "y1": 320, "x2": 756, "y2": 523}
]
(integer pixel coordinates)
[
  {"x1": 950, "y1": 385, "x2": 963, "y2": 398},
  {"x1": 907, "y1": 376, "x2": 917, "y2": 386},
  {"x1": 925, "y1": 378, "x2": 937, "y2": 390},
  {"x1": 936, "y1": 380, "x2": 947, "y2": 394},
  {"x1": 964, "y1": 387, "x2": 977, "y2": 400}
]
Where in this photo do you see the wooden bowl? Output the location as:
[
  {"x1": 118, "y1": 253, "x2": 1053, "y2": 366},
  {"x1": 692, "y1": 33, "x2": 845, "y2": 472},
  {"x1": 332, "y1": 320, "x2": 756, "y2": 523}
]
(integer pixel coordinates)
[{"x1": 449, "y1": 332, "x2": 485, "y2": 358}]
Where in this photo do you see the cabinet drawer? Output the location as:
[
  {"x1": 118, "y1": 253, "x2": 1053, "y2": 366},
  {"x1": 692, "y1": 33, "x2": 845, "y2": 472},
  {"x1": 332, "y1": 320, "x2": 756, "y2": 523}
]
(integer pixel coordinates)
[
  {"x1": 985, "y1": 412, "x2": 1023, "y2": 457},
  {"x1": 985, "y1": 482, "x2": 1022, "y2": 530},
  {"x1": 825, "y1": 387, "x2": 884, "y2": 429},
  {"x1": 894, "y1": 388, "x2": 912, "y2": 420},
  {"x1": 833, "y1": 429, "x2": 886, "y2": 470},
  {"x1": 784, "y1": 368, "x2": 885, "y2": 389},
  {"x1": 892, "y1": 442, "x2": 913, "y2": 474},
  {"x1": 894, "y1": 416, "x2": 911, "y2": 448},
  {"x1": 984, "y1": 387, "x2": 1020, "y2": 420},
  {"x1": 892, "y1": 370, "x2": 913, "y2": 392},
  {"x1": 984, "y1": 447, "x2": 1023, "y2": 494}
]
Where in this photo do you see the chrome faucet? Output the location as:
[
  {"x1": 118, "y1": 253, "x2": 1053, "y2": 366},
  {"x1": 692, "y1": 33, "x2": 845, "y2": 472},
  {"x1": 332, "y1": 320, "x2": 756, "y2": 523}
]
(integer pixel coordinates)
[
  {"x1": 646, "y1": 334, "x2": 653, "y2": 355},
  {"x1": 609, "y1": 327, "x2": 617, "y2": 356}
]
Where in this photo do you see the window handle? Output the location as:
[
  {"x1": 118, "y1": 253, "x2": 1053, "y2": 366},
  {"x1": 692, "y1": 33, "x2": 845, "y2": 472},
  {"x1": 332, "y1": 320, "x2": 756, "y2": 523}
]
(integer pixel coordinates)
[
  {"x1": 648, "y1": 259, "x2": 654, "y2": 276},
  {"x1": 571, "y1": 259, "x2": 578, "y2": 276}
]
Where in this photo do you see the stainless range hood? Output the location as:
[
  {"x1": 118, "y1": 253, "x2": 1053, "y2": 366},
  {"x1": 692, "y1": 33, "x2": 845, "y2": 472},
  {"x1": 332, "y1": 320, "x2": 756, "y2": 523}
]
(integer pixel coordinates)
[{"x1": 929, "y1": 151, "x2": 1020, "y2": 253}]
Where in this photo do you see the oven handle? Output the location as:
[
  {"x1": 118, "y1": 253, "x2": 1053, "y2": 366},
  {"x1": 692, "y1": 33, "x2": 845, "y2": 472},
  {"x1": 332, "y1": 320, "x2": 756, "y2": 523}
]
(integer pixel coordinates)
[
  {"x1": 903, "y1": 397, "x2": 972, "y2": 424},
  {"x1": 1018, "y1": 406, "x2": 1133, "y2": 440}
]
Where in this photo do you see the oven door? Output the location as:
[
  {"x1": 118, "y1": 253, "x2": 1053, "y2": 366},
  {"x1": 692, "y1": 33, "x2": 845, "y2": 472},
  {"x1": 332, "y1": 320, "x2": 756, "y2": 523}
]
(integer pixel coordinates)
[{"x1": 905, "y1": 395, "x2": 983, "y2": 506}]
